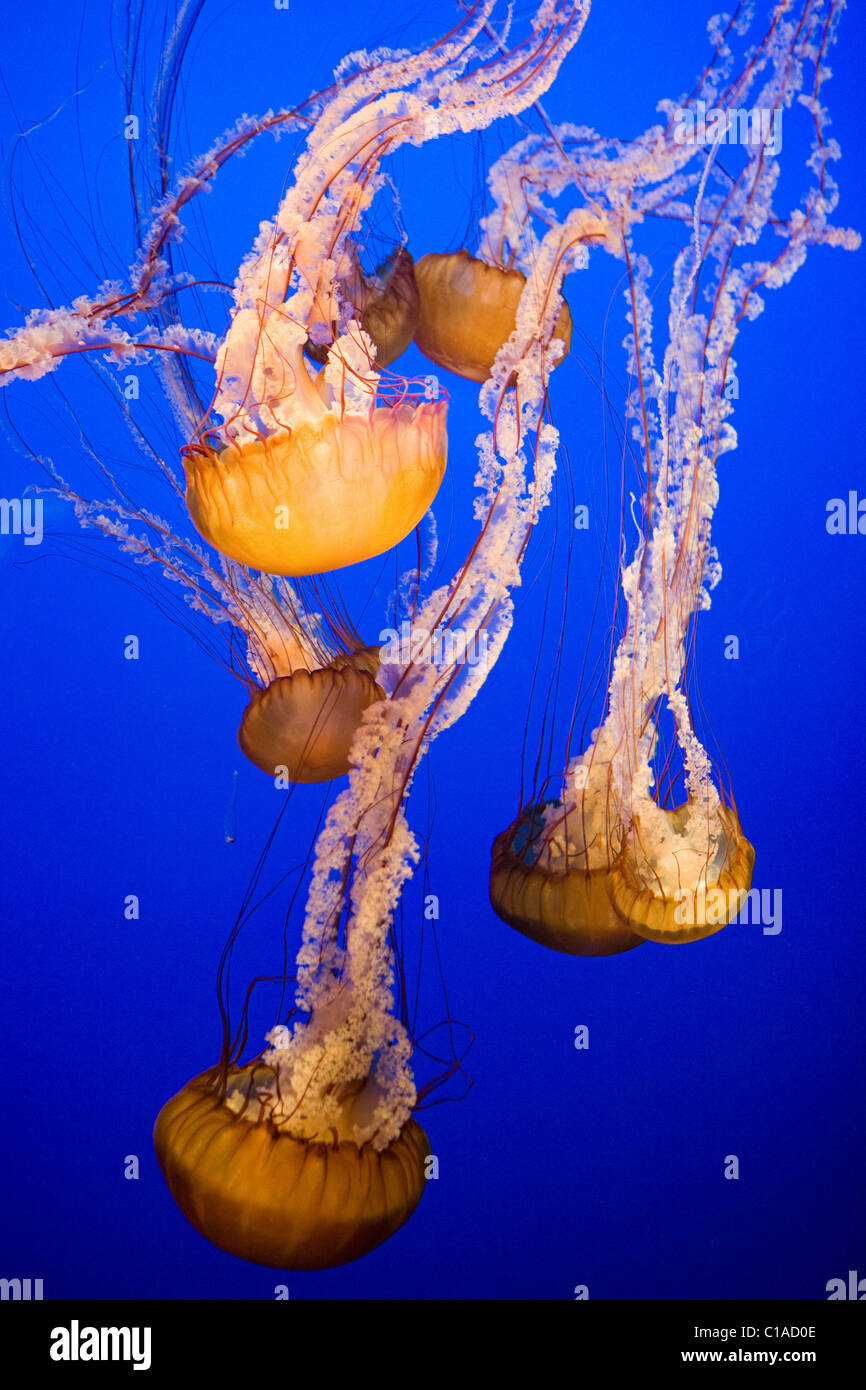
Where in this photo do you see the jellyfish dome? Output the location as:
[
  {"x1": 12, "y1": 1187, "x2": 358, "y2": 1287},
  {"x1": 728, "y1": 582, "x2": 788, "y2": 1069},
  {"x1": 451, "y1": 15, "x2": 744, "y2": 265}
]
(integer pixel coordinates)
[
  {"x1": 490, "y1": 801, "x2": 646, "y2": 957},
  {"x1": 183, "y1": 396, "x2": 447, "y2": 578},
  {"x1": 414, "y1": 249, "x2": 573, "y2": 382},
  {"x1": 609, "y1": 801, "x2": 756, "y2": 945},
  {"x1": 306, "y1": 246, "x2": 420, "y2": 370},
  {"x1": 154, "y1": 1064, "x2": 429, "y2": 1270},
  {"x1": 239, "y1": 645, "x2": 384, "y2": 783}
]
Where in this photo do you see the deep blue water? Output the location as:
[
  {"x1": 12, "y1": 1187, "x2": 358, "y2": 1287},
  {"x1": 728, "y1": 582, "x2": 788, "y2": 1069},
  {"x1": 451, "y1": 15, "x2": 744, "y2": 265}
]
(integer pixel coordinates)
[{"x1": 0, "y1": 0, "x2": 864, "y2": 1301}]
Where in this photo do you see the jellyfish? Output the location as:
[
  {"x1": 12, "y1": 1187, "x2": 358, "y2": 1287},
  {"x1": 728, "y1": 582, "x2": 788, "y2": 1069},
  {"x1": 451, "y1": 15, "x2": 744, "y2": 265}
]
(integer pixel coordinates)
[
  {"x1": 181, "y1": 392, "x2": 448, "y2": 577},
  {"x1": 227, "y1": 576, "x2": 387, "y2": 784},
  {"x1": 238, "y1": 643, "x2": 385, "y2": 783},
  {"x1": 305, "y1": 245, "x2": 420, "y2": 369},
  {"x1": 413, "y1": 248, "x2": 574, "y2": 382},
  {"x1": 180, "y1": 168, "x2": 449, "y2": 577},
  {"x1": 486, "y1": 0, "x2": 859, "y2": 955},
  {"x1": 153, "y1": 1062, "x2": 430, "y2": 1270}
]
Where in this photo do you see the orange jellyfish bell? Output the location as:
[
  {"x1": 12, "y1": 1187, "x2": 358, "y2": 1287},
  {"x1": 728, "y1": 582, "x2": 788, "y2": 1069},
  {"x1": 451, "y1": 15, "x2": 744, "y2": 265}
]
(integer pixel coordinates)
[
  {"x1": 238, "y1": 646, "x2": 384, "y2": 783},
  {"x1": 413, "y1": 249, "x2": 573, "y2": 383},
  {"x1": 609, "y1": 801, "x2": 756, "y2": 945},
  {"x1": 360, "y1": 247, "x2": 420, "y2": 366},
  {"x1": 183, "y1": 385, "x2": 447, "y2": 577},
  {"x1": 306, "y1": 247, "x2": 420, "y2": 370},
  {"x1": 489, "y1": 802, "x2": 646, "y2": 957},
  {"x1": 154, "y1": 1062, "x2": 429, "y2": 1270}
]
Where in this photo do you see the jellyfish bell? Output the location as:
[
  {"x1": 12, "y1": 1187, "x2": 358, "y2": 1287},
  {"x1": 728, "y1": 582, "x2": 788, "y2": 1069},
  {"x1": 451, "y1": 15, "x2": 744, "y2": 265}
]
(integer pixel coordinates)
[
  {"x1": 305, "y1": 246, "x2": 420, "y2": 370},
  {"x1": 238, "y1": 607, "x2": 384, "y2": 784},
  {"x1": 359, "y1": 247, "x2": 421, "y2": 367},
  {"x1": 182, "y1": 359, "x2": 447, "y2": 577},
  {"x1": 609, "y1": 801, "x2": 755, "y2": 945},
  {"x1": 239, "y1": 645, "x2": 385, "y2": 783},
  {"x1": 413, "y1": 249, "x2": 573, "y2": 383},
  {"x1": 489, "y1": 800, "x2": 646, "y2": 957},
  {"x1": 154, "y1": 1061, "x2": 429, "y2": 1270}
]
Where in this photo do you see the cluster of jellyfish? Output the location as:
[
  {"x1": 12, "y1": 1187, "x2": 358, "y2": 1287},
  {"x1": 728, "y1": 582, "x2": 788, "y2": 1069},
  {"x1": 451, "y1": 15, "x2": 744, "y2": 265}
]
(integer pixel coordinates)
[{"x1": 1, "y1": 0, "x2": 857, "y2": 1269}]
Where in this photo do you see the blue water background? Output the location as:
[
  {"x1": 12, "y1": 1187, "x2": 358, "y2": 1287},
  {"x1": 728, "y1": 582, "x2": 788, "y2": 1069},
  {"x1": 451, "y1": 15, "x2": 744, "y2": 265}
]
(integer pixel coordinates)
[{"x1": 0, "y1": 0, "x2": 864, "y2": 1300}]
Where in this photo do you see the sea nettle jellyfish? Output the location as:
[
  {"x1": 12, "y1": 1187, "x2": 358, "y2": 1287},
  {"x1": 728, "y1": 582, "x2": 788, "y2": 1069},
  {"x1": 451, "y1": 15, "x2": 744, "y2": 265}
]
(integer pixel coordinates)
[
  {"x1": 487, "y1": 0, "x2": 858, "y2": 955},
  {"x1": 305, "y1": 245, "x2": 420, "y2": 369},
  {"x1": 238, "y1": 642, "x2": 385, "y2": 783},
  {"x1": 218, "y1": 576, "x2": 387, "y2": 785},
  {"x1": 413, "y1": 248, "x2": 574, "y2": 382},
  {"x1": 181, "y1": 216, "x2": 447, "y2": 577}
]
